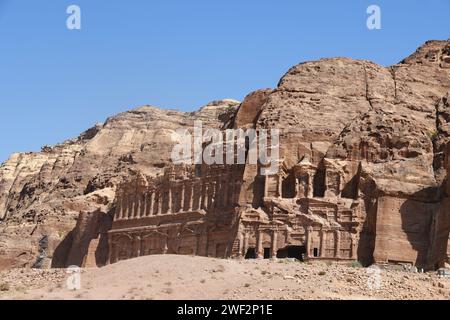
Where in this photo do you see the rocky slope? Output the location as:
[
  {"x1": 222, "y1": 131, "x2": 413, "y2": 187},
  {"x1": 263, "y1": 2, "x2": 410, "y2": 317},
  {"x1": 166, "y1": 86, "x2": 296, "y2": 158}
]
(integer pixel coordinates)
[
  {"x1": 0, "y1": 100, "x2": 240, "y2": 270},
  {"x1": 1, "y1": 40, "x2": 450, "y2": 271}
]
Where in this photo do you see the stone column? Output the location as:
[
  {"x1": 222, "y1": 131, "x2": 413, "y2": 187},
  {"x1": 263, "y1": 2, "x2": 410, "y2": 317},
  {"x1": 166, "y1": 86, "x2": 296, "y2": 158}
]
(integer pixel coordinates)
[
  {"x1": 134, "y1": 194, "x2": 140, "y2": 219},
  {"x1": 320, "y1": 230, "x2": 327, "y2": 258},
  {"x1": 188, "y1": 182, "x2": 194, "y2": 211},
  {"x1": 127, "y1": 196, "x2": 133, "y2": 220},
  {"x1": 213, "y1": 180, "x2": 224, "y2": 209},
  {"x1": 122, "y1": 196, "x2": 127, "y2": 220},
  {"x1": 202, "y1": 183, "x2": 209, "y2": 210},
  {"x1": 148, "y1": 192, "x2": 155, "y2": 216},
  {"x1": 264, "y1": 175, "x2": 269, "y2": 198},
  {"x1": 140, "y1": 194, "x2": 146, "y2": 218},
  {"x1": 116, "y1": 198, "x2": 123, "y2": 220},
  {"x1": 157, "y1": 192, "x2": 163, "y2": 215},
  {"x1": 133, "y1": 235, "x2": 141, "y2": 258},
  {"x1": 306, "y1": 226, "x2": 313, "y2": 258},
  {"x1": 350, "y1": 234, "x2": 357, "y2": 259},
  {"x1": 271, "y1": 231, "x2": 278, "y2": 258},
  {"x1": 335, "y1": 230, "x2": 341, "y2": 259},
  {"x1": 238, "y1": 233, "x2": 244, "y2": 258},
  {"x1": 257, "y1": 230, "x2": 264, "y2": 259},
  {"x1": 179, "y1": 184, "x2": 185, "y2": 212},
  {"x1": 194, "y1": 182, "x2": 201, "y2": 211},
  {"x1": 162, "y1": 237, "x2": 168, "y2": 255},
  {"x1": 307, "y1": 172, "x2": 314, "y2": 198},
  {"x1": 243, "y1": 232, "x2": 249, "y2": 257},
  {"x1": 210, "y1": 181, "x2": 216, "y2": 209},
  {"x1": 277, "y1": 174, "x2": 283, "y2": 198},
  {"x1": 167, "y1": 187, "x2": 172, "y2": 214}
]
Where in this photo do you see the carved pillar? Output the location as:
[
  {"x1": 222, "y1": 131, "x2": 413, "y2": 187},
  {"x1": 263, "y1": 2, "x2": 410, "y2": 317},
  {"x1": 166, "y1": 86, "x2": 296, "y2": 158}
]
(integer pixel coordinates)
[
  {"x1": 140, "y1": 194, "x2": 146, "y2": 218},
  {"x1": 202, "y1": 183, "x2": 209, "y2": 210},
  {"x1": 162, "y1": 236, "x2": 168, "y2": 254},
  {"x1": 179, "y1": 184, "x2": 185, "y2": 212},
  {"x1": 108, "y1": 236, "x2": 114, "y2": 264},
  {"x1": 134, "y1": 194, "x2": 140, "y2": 219},
  {"x1": 257, "y1": 230, "x2": 263, "y2": 259},
  {"x1": 121, "y1": 197, "x2": 128, "y2": 220},
  {"x1": 307, "y1": 172, "x2": 314, "y2": 198},
  {"x1": 335, "y1": 230, "x2": 341, "y2": 259},
  {"x1": 271, "y1": 231, "x2": 278, "y2": 258},
  {"x1": 127, "y1": 195, "x2": 133, "y2": 220},
  {"x1": 188, "y1": 182, "x2": 194, "y2": 211},
  {"x1": 306, "y1": 226, "x2": 313, "y2": 258},
  {"x1": 167, "y1": 187, "x2": 172, "y2": 214},
  {"x1": 350, "y1": 234, "x2": 357, "y2": 259},
  {"x1": 116, "y1": 197, "x2": 123, "y2": 220},
  {"x1": 238, "y1": 233, "x2": 244, "y2": 258},
  {"x1": 320, "y1": 229, "x2": 327, "y2": 258},
  {"x1": 148, "y1": 192, "x2": 155, "y2": 216},
  {"x1": 213, "y1": 180, "x2": 223, "y2": 208},
  {"x1": 277, "y1": 173, "x2": 283, "y2": 198},
  {"x1": 133, "y1": 235, "x2": 141, "y2": 258},
  {"x1": 264, "y1": 175, "x2": 269, "y2": 198},
  {"x1": 209, "y1": 182, "x2": 214, "y2": 209},
  {"x1": 243, "y1": 232, "x2": 249, "y2": 257},
  {"x1": 157, "y1": 192, "x2": 163, "y2": 215},
  {"x1": 194, "y1": 182, "x2": 200, "y2": 211}
]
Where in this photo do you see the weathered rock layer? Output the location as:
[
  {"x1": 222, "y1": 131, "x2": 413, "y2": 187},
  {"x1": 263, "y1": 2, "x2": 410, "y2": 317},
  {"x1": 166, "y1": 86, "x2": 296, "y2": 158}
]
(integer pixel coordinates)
[{"x1": 1, "y1": 40, "x2": 449, "y2": 271}]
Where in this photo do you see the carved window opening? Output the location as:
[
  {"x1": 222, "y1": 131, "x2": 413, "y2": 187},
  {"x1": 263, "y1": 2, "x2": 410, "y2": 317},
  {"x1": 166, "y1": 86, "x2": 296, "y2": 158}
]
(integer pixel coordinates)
[{"x1": 245, "y1": 248, "x2": 256, "y2": 259}]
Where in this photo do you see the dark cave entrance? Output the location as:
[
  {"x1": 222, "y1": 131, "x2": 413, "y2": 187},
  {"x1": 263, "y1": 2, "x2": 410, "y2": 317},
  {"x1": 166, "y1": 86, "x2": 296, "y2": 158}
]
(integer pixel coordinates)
[
  {"x1": 263, "y1": 248, "x2": 271, "y2": 259},
  {"x1": 276, "y1": 245, "x2": 306, "y2": 261},
  {"x1": 245, "y1": 248, "x2": 257, "y2": 259}
]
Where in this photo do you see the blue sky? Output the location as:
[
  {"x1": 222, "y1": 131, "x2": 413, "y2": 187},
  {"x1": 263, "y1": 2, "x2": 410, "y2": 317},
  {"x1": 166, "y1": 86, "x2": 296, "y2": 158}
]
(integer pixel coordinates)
[{"x1": 0, "y1": 0, "x2": 449, "y2": 162}]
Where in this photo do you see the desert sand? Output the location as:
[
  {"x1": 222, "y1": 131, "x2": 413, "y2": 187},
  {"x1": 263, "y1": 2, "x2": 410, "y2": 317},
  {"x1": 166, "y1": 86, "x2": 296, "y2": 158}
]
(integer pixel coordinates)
[{"x1": 0, "y1": 255, "x2": 449, "y2": 300}]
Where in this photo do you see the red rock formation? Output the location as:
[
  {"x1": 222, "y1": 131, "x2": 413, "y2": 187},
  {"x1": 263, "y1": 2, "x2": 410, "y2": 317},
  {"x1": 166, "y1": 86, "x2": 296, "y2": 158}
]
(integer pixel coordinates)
[{"x1": 1, "y1": 40, "x2": 449, "y2": 271}]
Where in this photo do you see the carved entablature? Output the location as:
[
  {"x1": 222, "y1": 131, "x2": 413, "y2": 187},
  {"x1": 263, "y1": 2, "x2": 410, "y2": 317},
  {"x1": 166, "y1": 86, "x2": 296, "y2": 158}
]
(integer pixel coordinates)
[{"x1": 113, "y1": 164, "x2": 245, "y2": 224}]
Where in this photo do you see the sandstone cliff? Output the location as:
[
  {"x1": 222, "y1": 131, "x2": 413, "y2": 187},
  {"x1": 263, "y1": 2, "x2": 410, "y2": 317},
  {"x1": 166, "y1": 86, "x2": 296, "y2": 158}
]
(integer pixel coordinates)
[{"x1": 0, "y1": 40, "x2": 449, "y2": 270}]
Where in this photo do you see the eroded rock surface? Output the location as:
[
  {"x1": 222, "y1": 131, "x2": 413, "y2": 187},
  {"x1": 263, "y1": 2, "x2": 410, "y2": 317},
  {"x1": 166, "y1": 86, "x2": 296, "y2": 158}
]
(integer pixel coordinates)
[{"x1": 1, "y1": 40, "x2": 449, "y2": 271}]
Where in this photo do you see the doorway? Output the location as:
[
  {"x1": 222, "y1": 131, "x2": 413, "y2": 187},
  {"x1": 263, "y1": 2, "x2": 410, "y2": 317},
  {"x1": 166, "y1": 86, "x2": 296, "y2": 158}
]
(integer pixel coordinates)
[
  {"x1": 276, "y1": 246, "x2": 306, "y2": 261},
  {"x1": 245, "y1": 248, "x2": 256, "y2": 259}
]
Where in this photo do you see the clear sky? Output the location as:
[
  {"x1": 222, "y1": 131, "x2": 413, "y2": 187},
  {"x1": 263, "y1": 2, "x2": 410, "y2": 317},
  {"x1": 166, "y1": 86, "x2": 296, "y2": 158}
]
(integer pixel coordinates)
[{"x1": 0, "y1": 0, "x2": 449, "y2": 163}]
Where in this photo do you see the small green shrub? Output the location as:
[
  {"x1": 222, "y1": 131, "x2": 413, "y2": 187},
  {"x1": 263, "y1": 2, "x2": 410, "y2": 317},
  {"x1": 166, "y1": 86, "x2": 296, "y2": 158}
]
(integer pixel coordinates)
[
  {"x1": 0, "y1": 283, "x2": 10, "y2": 292},
  {"x1": 428, "y1": 130, "x2": 438, "y2": 140},
  {"x1": 349, "y1": 261, "x2": 363, "y2": 268}
]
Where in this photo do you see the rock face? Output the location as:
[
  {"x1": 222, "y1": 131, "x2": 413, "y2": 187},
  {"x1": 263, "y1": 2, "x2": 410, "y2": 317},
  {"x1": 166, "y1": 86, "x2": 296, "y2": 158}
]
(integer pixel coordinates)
[{"x1": 1, "y1": 40, "x2": 450, "y2": 271}]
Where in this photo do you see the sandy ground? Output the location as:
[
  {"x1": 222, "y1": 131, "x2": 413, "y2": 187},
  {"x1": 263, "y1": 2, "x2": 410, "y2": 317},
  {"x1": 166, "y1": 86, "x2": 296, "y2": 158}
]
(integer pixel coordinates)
[{"x1": 0, "y1": 255, "x2": 449, "y2": 300}]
